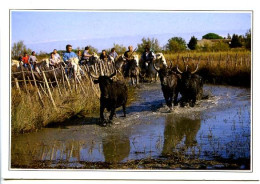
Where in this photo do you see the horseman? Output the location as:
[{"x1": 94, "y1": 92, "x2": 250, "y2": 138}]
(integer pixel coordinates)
[
  {"x1": 140, "y1": 45, "x2": 155, "y2": 77},
  {"x1": 63, "y1": 44, "x2": 79, "y2": 78},
  {"x1": 53, "y1": 49, "x2": 61, "y2": 60},
  {"x1": 80, "y1": 46, "x2": 92, "y2": 65},
  {"x1": 49, "y1": 52, "x2": 61, "y2": 68},
  {"x1": 21, "y1": 52, "x2": 29, "y2": 68},
  {"x1": 109, "y1": 48, "x2": 118, "y2": 61},
  {"x1": 123, "y1": 45, "x2": 136, "y2": 77},
  {"x1": 100, "y1": 50, "x2": 110, "y2": 63}
]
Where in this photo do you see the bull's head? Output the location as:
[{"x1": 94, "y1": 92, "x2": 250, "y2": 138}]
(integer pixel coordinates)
[
  {"x1": 90, "y1": 71, "x2": 117, "y2": 98},
  {"x1": 176, "y1": 58, "x2": 200, "y2": 91},
  {"x1": 176, "y1": 64, "x2": 199, "y2": 75},
  {"x1": 176, "y1": 56, "x2": 200, "y2": 75},
  {"x1": 153, "y1": 63, "x2": 175, "y2": 86}
]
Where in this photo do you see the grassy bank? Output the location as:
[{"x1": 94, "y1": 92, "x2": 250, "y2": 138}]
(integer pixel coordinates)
[
  {"x1": 11, "y1": 79, "x2": 100, "y2": 134},
  {"x1": 163, "y1": 51, "x2": 251, "y2": 87},
  {"x1": 11, "y1": 77, "x2": 137, "y2": 134}
]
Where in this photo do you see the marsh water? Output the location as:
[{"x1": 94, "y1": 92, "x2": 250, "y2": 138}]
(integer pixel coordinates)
[{"x1": 11, "y1": 83, "x2": 251, "y2": 169}]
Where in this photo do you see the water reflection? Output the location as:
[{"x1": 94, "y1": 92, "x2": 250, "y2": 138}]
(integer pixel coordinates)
[
  {"x1": 102, "y1": 135, "x2": 130, "y2": 163},
  {"x1": 162, "y1": 114, "x2": 201, "y2": 157}
]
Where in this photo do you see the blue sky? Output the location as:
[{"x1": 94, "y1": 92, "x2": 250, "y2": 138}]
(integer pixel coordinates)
[{"x1": 11, "y1": 11, "x2": 251, "y2": 52}]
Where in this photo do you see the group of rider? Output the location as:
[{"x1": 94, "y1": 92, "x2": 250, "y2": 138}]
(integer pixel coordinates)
[{"x1": 19, "y1": 44, "x2": 156, "y2": 77}]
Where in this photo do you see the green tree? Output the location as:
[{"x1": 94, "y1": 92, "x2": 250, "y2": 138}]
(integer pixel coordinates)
[
  {"x1": 212, "y1": 41, "x2": 230, "y2": 51},
  {"x1": 230, "y1": 34, "x2": 243, "y2": 48},
  {"x1": 202, "y1": 33, "x2": 223, "y2": 39},
  {"x1": 11, "y1": 40, "x2": 32, "y2": 59},
  {"x1": 202, "y1": 43, "x2": 211, "y2": 52},
  {"x1": 244, "y1": 29, "x2": 251, "y2": 50},
  {"x1": 111, "y1": 43, "x2": 127, "y2": 54},
  {"x1": 81, "y1": 45, "x2": 99, "y2": 54},
  {"x1": 137, "y1": 37, "x2": 161, "y2": 53},
  {"x1": 187, "y1": 36, "x2": 198, "y2": 50},
  {"x1": 89, "y1": 45, "x2": 99, "y2": 54},
  {"x1": 165, "y1": 37, "x2": 187, "y2": 52}
]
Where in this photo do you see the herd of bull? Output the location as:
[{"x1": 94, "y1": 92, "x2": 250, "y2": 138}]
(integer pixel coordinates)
[
  {"x1": 12, "y1": 53, "x2": 203, "y2": 126},
  {"x1": 88, "y1": 54, "x2": 203, "y2": 126}
]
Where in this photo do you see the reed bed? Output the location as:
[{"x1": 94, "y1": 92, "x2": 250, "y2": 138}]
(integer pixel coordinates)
[{"x1": 163, "y1": 51, "x2": 251, "y2": 87}]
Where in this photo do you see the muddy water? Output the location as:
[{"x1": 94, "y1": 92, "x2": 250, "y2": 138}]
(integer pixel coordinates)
[{"x1": 11, "y1": 83, "x2": 251, "y2": 169}]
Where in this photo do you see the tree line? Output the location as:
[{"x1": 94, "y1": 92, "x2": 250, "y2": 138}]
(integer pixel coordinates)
[{"x1": 11, "y1": 29, "x2": 251, "y2": 60}]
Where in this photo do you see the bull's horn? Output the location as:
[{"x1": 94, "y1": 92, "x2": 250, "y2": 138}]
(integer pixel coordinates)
[
  {"x1": 169, "y1": 60, "x2": 173, "y2": 68},
  {"x1": 89, "y1": 72, "x2": 99, "y2": 79},
  {"x1": 185, "y1": 65, "x2": 188, "y2": 72},
  {"x1": 109, "y1": 70, "x2": 117, "y2": 78},
  {"x1": 176, "y1": 65, "x2": 183, "y2": 74},
  {"x1": 182, "y1": 56, "x2": 187, "y2": 65},
  {"x1": 153, "y1": 63, "x2": 160, "y2": 72},
  {"x1": 191, "y1": 63, "x2": 199, "y2": 74}
]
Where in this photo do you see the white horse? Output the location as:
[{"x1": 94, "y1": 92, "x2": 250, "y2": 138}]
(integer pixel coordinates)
[{"x1": 147, "y1": 53, "x2": 167, "y2": 82}]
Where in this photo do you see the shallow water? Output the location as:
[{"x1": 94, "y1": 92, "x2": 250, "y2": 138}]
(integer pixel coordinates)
[{"x1": 11, "y1": 83, "x2": 251, "y2": 168}]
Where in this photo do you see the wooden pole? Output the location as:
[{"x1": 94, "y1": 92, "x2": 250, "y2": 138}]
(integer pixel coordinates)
[
  {"x1": 53, "y1": 68, "x2": 62, "y2": 96},
  {"x1": 74, "y1": 70, "x2": 78, "y2": 92},
  {"x1": 27, "y1": 76, "x2": 33, "y2": 87},
  {"x1": 21, "y1": 70, "x2": 29, "y2": 95},
  {"x1": 61, "y1": 66, "x2": 72, "y2": 93},
  {"x1": 29, "y1": 65, "x2": 44, "y2": 106},
  {"x1": 49, "y1": 79, "x2": 54, "y2": 90},
  {"x1": 42, "y1": 71, "x2": 57, "y2": 110},
  {"x1": 80, "y1": 66, "x2": 90, "y2": 91},
  {"x1": 94, "y1": 63, "x2": 98, "y2": 75},
  {"x1": 61, "y1": 66, "x2": 65, "y2": 89},
  {"x1": 14, "y1": 78, "x2": 21, "y2": 94},
  {"x1": 39, "y1": 83, "x2": 49, "y2": 97},
  {"x1": 76, "y1": 75, "x2": 86, "y2": 94}
]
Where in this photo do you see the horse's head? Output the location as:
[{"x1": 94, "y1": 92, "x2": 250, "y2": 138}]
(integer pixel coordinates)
[{"x1": 155, "y1": 53, "x2": 167, "y2": 67}]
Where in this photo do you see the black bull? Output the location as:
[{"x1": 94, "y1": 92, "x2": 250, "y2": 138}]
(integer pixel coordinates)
[
  {"x1": 90, "y1": 71, "x2": 128, "y2": 125},
  {"x1": 177, "y1": 64, "x2": 203, "y2": 107},
  {"x1": 153, "y1": 63, "x2": 180, "y2": 109}
]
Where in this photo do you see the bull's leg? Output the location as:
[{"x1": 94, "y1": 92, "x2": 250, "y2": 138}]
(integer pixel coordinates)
[
  {"x1": 169, "y1": 95, "x2": 173, "y2": 109},
  {"x1": 109, "y1": 108, "x2": 116, "y2": 122},
  {"x1": 190, "y1": 97, "x2": 196, "y2": 107},
  {"x1": 180, "y1": 96, "x2": 186, "y2": 107},
  {"x1": 131, "y1": 77, "x2": 134, "y2": 86},
  {"x1": 100, "y1": 105, "x2": 105, "y2": 122},
  {"x1": 163, "y1": 93, "x2": 170, "y2": 108},
  {"x1": 122, "y1": 104, "x2": 126, "y2": 117},
  {"x1": 173, "y1": 91, "x2": 178, "y2": 106},
  {"x1": 136, "y1": 75, "x2": 139, "y2": 85}
]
